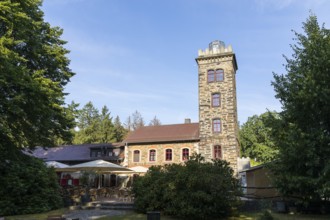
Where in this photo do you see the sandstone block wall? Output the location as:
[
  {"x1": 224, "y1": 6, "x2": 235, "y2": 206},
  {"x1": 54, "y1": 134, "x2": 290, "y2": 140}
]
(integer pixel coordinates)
[
  {"x1": 126, "y1": 142, "x2": 199, "y2": 168},
  {"x1": 196, "y1": 43, "x2": 240, "y2": 172}
]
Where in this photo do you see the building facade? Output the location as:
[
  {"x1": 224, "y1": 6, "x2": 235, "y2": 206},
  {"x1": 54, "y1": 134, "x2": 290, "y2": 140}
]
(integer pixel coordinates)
[
  {"x1": 196, "y1": 40, "x2": 240, "y2": 171},
  {"x1": 33, "y1": 40, "x2": 241, "y2": 173},
  {"x1": 123, "y1": 123, "x2": 200, "y2": 167},
  {"x1": 124, "y1": 40, "x2": 240, "y2": 172}
]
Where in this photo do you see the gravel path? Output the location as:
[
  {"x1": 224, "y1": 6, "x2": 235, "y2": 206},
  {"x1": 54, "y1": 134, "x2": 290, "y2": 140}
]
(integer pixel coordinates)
[{"x1": 63, "y1": 209, "x2": 133, "y2": 220}]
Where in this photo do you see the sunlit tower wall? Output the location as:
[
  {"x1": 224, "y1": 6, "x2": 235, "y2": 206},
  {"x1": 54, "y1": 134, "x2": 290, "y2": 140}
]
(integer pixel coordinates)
[{"x1": 196, "y1": 40, "x2": 240, "y2": 172}]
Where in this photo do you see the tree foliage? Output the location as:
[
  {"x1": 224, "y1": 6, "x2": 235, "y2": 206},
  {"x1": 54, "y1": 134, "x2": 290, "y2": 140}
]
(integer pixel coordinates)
[
  {"x1": 113, "y1": 116, "x2": 127, "y2": 142},
  {"x1": 149, "y1": 115, "x2": 161, "y2": 126},
  {"x1": 73, "y1": 102, "x2": 127, "y2": 144},
  {"x1": 239, "y1": 112, "x2": 278, "y2": 163},
  {"x1": 0, "y1": 152, "x2": 63, "y2": 216},
  {"x1": 0, "y1": 0, "x2": 74, "y2": 215},
  {"x1": 269, "y1": 14, "x2": 330, "y2": 203},
  {"x1": 125, "y1": 110, "x2": 145, "y2": 131},
  {"x1": 133, "y1": 154, "x2": 241, "y2": 219},
  {"x1": 0, "y1": 0, "x2": 75, "y2": 150}
]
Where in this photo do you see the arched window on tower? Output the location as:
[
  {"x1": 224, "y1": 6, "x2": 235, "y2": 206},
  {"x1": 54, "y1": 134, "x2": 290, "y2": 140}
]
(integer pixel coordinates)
[
  {"x1": 207, "y1": 69, "x2": 215, "y2": 82},
  {"x1": 212, "y1": 93, "x2": 221, "y2": 107},
  {"x1": 215, "y1": 69, "x2": 224, "y2": 81},
  {"x1": 212, "y1": 118, "x2": 221, "y2": 133},
  {"x1": 208, "y1": 69, "x2": 224, "y2": 83},
  {"x1": 214, "y1": 145, "x2": 222, "y2": 159}
]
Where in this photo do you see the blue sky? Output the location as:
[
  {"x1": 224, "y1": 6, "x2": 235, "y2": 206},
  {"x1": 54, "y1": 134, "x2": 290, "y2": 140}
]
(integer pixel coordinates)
[{"x1": 42, "y1": 0, "x2": 330, "y2": 125}]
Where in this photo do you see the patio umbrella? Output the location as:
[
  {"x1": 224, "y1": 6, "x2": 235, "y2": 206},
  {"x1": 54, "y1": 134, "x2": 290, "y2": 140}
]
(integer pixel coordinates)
[
  {"x1": 56, "y1": 160, "x2": 133, "y2": 188},
  {"x1": 46, "y1": 161, "x2": 69, "y2": 168},
  {"x1": 129, "y1": 166, "x2": 148, "y2": 173},
  {"x1": 55, "y1": 159, "x2": 132, "y2": 173}
]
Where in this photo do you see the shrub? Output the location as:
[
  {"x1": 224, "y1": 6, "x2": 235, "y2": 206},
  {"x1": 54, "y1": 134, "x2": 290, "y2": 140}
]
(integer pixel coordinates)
[
  {"x1": 133, "y1": 154, "x2": 242, "y2": 219},
  {"x1": 0, "y1": 150, "x2": 63, "y2": 216}
]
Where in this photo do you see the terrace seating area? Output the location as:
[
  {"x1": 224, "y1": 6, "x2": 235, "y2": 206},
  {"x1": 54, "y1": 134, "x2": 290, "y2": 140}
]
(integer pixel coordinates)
[{"x1": 61, "y1": 185, "x2": 135, "y2": 206}]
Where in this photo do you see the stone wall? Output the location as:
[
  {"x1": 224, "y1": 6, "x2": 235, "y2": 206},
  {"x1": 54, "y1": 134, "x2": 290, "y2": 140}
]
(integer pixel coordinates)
[
  {"x1": 196, "y1": 42, "x2": 240, "y2": 172},
  {"x1": 126, "y1": 141, "x2": 199, "y2": 168}
]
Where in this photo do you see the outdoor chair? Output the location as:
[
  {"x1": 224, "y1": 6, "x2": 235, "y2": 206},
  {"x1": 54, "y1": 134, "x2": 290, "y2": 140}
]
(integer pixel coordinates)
[
  {"x1": 97, "y1": 187, "x2": 107, "y2": 198},
  {"x1": 104, "y1": 187, "x2": 112, "y2": 197},
  {"x1": 119, "y1": 188, "x2": 132, "y2": 202},
  {"x1": 89, "y1": 188, "x2": 97, "y2": 201}
]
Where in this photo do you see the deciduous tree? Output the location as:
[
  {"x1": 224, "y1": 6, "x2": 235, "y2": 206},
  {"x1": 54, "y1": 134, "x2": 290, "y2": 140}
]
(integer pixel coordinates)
[
  {"x1": 269, "y1": 14, "x2": 330, "y2": 203},
  {"x1": 0, "y1": 0, "x2": 75, "y2": 151},
  {"x1": 149, "y1": 115, "x2": 161, "y2": 126},
  {"x1": 239, "y1": 112, "x2": 278, "y2": 164},
  {"x1": 0, "y1": 0, "x2": 74, "y2": 215}
]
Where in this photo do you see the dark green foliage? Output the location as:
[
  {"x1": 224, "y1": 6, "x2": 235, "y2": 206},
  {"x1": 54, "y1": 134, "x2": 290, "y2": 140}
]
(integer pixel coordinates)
[
  {"x1": 258, "y1": 210, "x2": 273, "y2": 220},
  {"x1": 73, "y1": 102, "x2": 127, "y2": 144},
  {"x1": 0, "y1": 147, "x2": 63, "y2": 216},
  {"x1": 113, "y1": 116, "x2": 128, "y2": 142},
  {"x1": 0, "y1": 0, "x2": 73, "y2": 215},
  {"x1": 0, "y1": 0, "x2": 75, "y2": 150},
  {"x1": 269, "y1": 15, "x2": 330, "y2": 203},
  {"x1": 239, "y1": 112, "x2": 279, "y2": 163},
  {"x1": 133, "y1": 154, "x2": 241, "y2": 219}
]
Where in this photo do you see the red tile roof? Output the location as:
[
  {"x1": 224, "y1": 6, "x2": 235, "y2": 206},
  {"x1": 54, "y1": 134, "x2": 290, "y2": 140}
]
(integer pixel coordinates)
[{"x1": 124, "y1": 123, "x2": 200, "y2": 144}]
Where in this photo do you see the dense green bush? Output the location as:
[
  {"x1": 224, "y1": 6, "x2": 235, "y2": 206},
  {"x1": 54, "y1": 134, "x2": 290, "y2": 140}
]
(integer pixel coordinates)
[
  {"x1": 133, "y1": 154, "x2": 241, "y2": 219},
  {"x1": 0, "y1": 149, "x2": 63, "y2": 216}
]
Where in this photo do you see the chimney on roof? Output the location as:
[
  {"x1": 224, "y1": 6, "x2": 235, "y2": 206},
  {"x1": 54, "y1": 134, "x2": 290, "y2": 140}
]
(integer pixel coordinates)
[{"x1": 184, "y1": 118, "x2": 191, "y2": 124}]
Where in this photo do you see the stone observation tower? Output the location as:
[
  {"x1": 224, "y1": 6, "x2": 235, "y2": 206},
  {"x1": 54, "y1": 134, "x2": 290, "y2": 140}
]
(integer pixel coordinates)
[{"x1": 196, "y1": 40, "x2": 240, "y2": 172}]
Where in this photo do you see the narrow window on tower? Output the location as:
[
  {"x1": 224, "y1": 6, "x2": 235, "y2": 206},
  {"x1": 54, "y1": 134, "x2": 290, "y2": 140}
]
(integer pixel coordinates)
[
  {"x1": 165, "y1": 149, "x2": 172, "y2": 161},
  {"x1": 212, "y1": 118, "x2": 221, "y2": 133},
  {"x1": 207, "y1": 69, "x2": 215, "y2": 83},
  {"x1": 212, "y1": 93, "x2": 221, "y2": 107},
  {"x1": 149, "y1": 149, "x2": 156, "y2": 162},
  {"x1": 214, "y1": 145, "x2": 222, "y2": 159},
  {"x1": 215, "y1": 69, "x2": 224, "y2": 81}
]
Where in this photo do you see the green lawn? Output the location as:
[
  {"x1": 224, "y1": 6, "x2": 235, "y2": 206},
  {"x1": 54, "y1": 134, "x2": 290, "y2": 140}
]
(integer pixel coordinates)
[
  {"x1": 4, "y1": 209, "x2": 330, "y2": 220},
  {"x1": 5, "y1": 208, "x2": 67, "y2": 220}
]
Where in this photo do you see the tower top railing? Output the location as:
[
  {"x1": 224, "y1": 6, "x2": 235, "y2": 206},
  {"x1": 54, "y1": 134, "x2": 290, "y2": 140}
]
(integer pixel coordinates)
[{"x1": 198, "y1": 40, "x2": 233, "y2": 57}]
